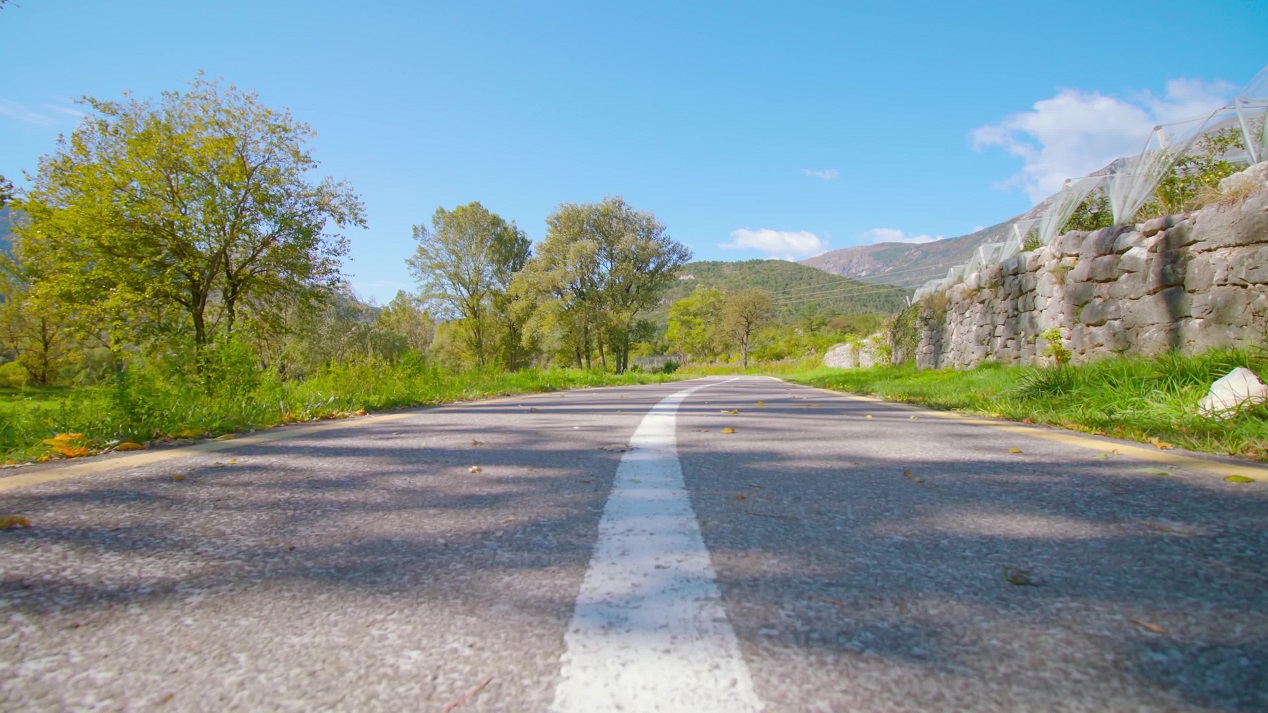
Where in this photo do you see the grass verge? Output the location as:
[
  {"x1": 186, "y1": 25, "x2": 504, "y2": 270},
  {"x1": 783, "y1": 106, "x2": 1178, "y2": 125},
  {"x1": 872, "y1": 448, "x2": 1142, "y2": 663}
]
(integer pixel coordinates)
[
  {"x1": 1, "y1": 362, "x2": 688, "y2": 466},
  {"x1": 785, "y1": 349, "x2": 1268, "y2": 462}
]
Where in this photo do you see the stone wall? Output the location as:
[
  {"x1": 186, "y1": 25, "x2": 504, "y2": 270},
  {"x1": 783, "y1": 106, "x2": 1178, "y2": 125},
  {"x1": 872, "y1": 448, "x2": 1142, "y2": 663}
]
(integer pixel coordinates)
[{"x1": 915, "y1": 165, "x2": 1268, "y2": 370}]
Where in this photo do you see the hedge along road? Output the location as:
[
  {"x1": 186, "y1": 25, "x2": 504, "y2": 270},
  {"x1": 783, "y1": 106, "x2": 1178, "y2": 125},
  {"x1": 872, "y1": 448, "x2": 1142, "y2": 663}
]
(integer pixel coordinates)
[{"x1": 1, "y1": 376, "x2": 1266, "y2": 712}]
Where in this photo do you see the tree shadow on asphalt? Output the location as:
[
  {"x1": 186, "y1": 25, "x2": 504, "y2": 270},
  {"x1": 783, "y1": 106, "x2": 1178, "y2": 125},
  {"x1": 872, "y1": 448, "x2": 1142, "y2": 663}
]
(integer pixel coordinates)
[{"x1": 0, "y1": 382, "x2": 1265, "y2": 710}]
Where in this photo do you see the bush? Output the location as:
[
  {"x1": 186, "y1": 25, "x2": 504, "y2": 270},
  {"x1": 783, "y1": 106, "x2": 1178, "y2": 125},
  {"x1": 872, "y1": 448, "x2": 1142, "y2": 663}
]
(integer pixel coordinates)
[{"x1": 661, "y1": 360, "x2": 679, "y2": 374}]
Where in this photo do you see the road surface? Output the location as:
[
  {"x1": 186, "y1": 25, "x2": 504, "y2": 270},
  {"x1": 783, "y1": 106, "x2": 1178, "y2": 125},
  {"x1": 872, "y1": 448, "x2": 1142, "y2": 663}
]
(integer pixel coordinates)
[{"x1": 1, "y1": 376, "x2": 1265, "y2": 711}]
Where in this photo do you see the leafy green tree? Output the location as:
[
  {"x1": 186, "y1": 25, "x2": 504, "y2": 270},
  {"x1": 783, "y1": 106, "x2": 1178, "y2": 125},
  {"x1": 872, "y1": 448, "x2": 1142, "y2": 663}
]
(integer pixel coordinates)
[
  {"x1": 724, "y1": 288, "x2": 774, "y2": 368},
  {"x1": 376, "y1": 291, "x2": 435, "y2": 355},
  {"x1": 12, "y1": 76, "x2": 364, "y2": 357},
  {"x1": 407, "y1": 202, "x2": 529, "y2": 367},
  {"x1": 516, "y1": 196, "x2": 690, "y2": 372},
  {"x1": 0, "y1": 175, "x2": 13, "y2": 208},
  {"x1": 0, "y1": 271, "x2": 78, "y2": 385},
  {"x1": 666, "y1": 287, "x2": 725, "y2": 364}
]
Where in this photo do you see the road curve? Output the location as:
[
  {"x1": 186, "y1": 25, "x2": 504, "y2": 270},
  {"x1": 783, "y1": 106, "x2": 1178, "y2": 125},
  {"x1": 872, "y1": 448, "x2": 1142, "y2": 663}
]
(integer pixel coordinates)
[{"x1": 1, "y1": 376, "x2": 1266, "y2": 712}]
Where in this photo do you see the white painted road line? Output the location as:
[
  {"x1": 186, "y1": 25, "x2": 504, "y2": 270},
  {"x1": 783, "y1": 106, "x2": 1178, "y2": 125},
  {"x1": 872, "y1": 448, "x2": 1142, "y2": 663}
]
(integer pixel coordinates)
[{"x1": 552, "y1": 379, "x2": 763, "y2": 712}]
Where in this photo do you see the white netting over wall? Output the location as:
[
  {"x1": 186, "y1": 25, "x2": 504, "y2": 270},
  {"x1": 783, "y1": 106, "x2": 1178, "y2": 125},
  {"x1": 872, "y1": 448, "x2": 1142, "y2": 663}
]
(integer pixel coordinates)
[
  {"x1": 909, "y1": 65, "x2": 1267, "y2": 307},
  {"x1": 1038, "y1": 176, "x2": 1105, "y2": 245},
  {"x1": 1106, "y1": 113, "x2": 1213, "y2": 224}
]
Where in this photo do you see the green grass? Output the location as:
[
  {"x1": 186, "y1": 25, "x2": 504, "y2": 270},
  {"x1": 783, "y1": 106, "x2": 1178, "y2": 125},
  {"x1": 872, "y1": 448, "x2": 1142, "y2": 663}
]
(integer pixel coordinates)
[
  {"x1": 784, "y1": 349, "x2": 1268, "y2": 461},
  {"x1": 0, "y1": 361, "x2": 688, "y2": 465}
]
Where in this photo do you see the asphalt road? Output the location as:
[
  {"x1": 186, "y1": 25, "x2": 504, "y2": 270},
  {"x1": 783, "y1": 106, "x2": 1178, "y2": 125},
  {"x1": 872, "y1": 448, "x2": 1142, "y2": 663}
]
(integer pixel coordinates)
[{"x1": 1, "y1": 376, "x2": 1266, "y2": 712}]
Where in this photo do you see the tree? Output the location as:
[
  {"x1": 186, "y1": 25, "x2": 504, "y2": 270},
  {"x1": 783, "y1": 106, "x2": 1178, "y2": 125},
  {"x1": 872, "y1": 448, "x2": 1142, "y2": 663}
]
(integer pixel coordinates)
[
  {"x1": 0, "y1": 271, "x2": 78, "y2": 385},
  {"x1": 407, "y1": 202, "x2": 529, "y2": 368},
  {"x1": 376, "y1": 291, "x2": 435, "y2": 355},
  {"x1": 12, "y1": 76, "x2": 364, "y2": 357},
  {"x1": 515, "y1": 196, "x2": 690, "y2": 372},
  {"x1": 0, "y1": 175, "x2": 13, "y2": 207},
  {"x1": 666, "y1": 287, "x2": 725, "y2": 364},
  {"x1": 724, "y1": 288, "x2": 773, "y2": 368}
]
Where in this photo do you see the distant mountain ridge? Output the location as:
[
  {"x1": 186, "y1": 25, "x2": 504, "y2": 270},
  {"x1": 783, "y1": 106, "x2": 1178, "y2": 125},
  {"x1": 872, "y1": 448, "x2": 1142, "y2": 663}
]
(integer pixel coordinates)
[{"x1": 801, "y1": 201, "x2": 1049, "y2": 289}]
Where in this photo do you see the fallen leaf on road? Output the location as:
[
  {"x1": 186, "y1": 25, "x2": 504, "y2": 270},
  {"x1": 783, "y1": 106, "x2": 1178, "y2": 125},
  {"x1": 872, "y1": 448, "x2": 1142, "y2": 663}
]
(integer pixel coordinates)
[
  {"x1": 1002, "y1": 565, "x2": 1039, "y2": 586},
  {"x1": 1149, "y1": 437, "x2": 1173, "y2": 450},
  {"x1": 0, "y1": 515, "x2": 31, "y2": 529},
  {"x1": 1092, "y1": 453, "x2": 1110, "y2": 460},
  {"x1": 1224, "y1": 475, "x2": 1255, "y2": 483},
  {"x1": 470, "y1": 439, "x2": 483, "y2": 446},
  {"x1": 720, "y1": 409, "x2": 739, "y2": 415},
  {"x1": 172, "y1": 475, "x2": 185, "y2": 481},
  {"x1": 720, "y1": 427, "x2": 736, "y2": 434},
  {"x1": 213, "y1": 434, "x2": 236, "y2": 441},
  {"x1": 116, "y1": 442, "x2": 147, "y2": 451},
  {"x1": 1129, "y1": 618, "x2": 1166, "y2": 634},
  {"x1": 599, "y1": 444, "x2": 632, "y2": 452},
  {"x1": 756, "y1": 401, "x2": 765, "y2": 407},
  {"x1": 909, "y1": 415, "x2": 918, "y2": 421},
  {"x1": 864, "y1": 414, "x2": 873, "y2": 419},
  {"x1": 807, "y1": 594, "x2": 849, "y2": 608},
  {"x1": 1022, "y1": 418, "x2": 1034, "y2": 424},
  {"x1": 1135, "y1": 468, "x2": 1172, "y2": 476},
  {"x1": 468, "y1": 466, "x2": 482, "y2": 474},
  {"x1": 902, "y1": 469, "x2": 924, "y2": 483},
  {"x1": 735, "y1": 493, "x2": 747, "y2": 500},
  {"x1": 1008, "y1": 448, "x2": 1022, "y2": 454}
]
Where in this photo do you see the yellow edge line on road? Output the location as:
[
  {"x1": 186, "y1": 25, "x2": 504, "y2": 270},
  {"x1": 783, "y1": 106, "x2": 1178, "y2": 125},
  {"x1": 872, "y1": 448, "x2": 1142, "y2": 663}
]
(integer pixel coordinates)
[
  {"x1": 792, "y1": 383, "x2": 1268, "y2": 482},
  {"x1": 0, "y1": 411, "x2": 419, "y2": 494}
]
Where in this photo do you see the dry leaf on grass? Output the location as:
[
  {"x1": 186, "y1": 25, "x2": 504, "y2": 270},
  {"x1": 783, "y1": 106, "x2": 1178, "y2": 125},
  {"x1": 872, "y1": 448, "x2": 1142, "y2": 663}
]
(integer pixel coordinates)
[{"x1": 1150, "y1": 437, "x2": 1173, "y2": 450}]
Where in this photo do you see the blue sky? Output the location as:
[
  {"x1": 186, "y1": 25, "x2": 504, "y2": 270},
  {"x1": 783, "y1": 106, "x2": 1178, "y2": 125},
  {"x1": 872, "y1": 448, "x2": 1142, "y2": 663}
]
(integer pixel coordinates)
[{"x1": 2, "y1": 1, "x2": 1265, "y2": 303}]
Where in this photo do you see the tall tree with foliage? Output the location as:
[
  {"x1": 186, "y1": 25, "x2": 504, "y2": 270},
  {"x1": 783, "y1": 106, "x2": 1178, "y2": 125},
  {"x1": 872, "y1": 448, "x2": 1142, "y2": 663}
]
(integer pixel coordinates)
[
  {"x1": 11, "y1": 76, "x2": 365, "y2": 357},
  {"x1": 724, "y1": 288, "x2": 774, "y2": 368},
  {"x1": 666, "y1": 287, "x2": 725, "y2": 364},
  {"x1": 516, "y1": 196, "x2": 689, "y2": 372},
  {"x1": 407, "y1": 202, "x2": 529, "y2": 367}
]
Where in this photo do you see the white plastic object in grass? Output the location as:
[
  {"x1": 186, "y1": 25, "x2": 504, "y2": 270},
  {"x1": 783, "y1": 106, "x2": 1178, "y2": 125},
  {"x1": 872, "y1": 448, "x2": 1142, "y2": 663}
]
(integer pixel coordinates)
[{"x1": 1198, "y1": 367, "x2": 1268, "y2": 418}]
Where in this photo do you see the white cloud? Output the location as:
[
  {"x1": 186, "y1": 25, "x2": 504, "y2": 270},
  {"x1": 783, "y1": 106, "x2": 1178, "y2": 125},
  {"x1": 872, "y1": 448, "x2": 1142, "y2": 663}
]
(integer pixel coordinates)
[
  {"x1": 857, "y1": 227, "x2": 943, "y2": 244},
  {"x1": 800, "y1": 168, "x2": 839, "y2": 180},
  {"x1": 971, "y1": 78, "x2": 1234, "y2": 203},
  {"x1": 0, "y1": 99, "x2": 84, "y2": 126},
  {"x1": 721, "y1": 228, "x2": 827, "y2": 257}
]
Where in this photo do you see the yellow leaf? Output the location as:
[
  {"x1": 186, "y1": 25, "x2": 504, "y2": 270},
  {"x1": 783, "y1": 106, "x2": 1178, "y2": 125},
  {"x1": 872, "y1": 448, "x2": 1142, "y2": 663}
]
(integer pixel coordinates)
[
  {"x1": 0, "y1": 515, "x2": 31, "y2": 529},
  {"x1": 1008, "y1": 448, "x2": 1022, "y2": 454},
  {"x1": 1129, "y1": 618, "x2": 1165, "y2": 634},
  {"x1": 721, "y1": 427, "x2": 736, "y2": 434},
  {"x1": 174, "y1": 427, "x2": 206, "y2": 439},
  {"x1": 755, "y1": 401, "x2": 765, "y2": 407},
  {"x1": 352, "y1": 409, "x2": 367, "y2": 417},
  {"x1": 1149, "y1": 437, "x2": 1173, "y2": 450},
  {"x1": 116, "y1": 442, "x2": 147, "y2": 451},
  {"x1": 864, "y1": 414, "x2": 873, "y2": 419},
  {"x1": 172, "y1": 475, "x2": 185, "y2": 481},
  {"x1": 1224, "y1": 475, "x2": 1255, "y2": 483},
  {"x1": 54, "y1": 445, "x2": 88, "y2": 458},
  {"x1": 469, "y1": 466, "x2": 482, "y2": 473}
]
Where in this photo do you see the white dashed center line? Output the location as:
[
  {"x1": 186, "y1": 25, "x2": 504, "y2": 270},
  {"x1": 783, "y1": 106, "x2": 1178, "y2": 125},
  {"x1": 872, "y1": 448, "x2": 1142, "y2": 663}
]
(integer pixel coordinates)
[{"x1": 552, "y1": 378, "x2": 763, "y2": 712}]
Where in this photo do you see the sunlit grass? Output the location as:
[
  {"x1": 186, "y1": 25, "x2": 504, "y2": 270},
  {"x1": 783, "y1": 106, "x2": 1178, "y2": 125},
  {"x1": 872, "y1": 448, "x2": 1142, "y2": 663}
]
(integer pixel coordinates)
[
  {"x1": 785, "y1": 349, "x2": 1268, "y2": 461},
  {"x1": 0, "y1": 363, "x2": 688, "y2": 465}
]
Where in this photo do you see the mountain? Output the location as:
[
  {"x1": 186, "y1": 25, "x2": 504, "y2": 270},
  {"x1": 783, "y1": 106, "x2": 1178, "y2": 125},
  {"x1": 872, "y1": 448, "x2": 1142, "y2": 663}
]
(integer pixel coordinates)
[
  {"x1": 651, "y1": 259, "x2": 909, "y2": 324},
  {"x1": 801, "y1": 201, "x2": 1049, "y2": 289}
]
